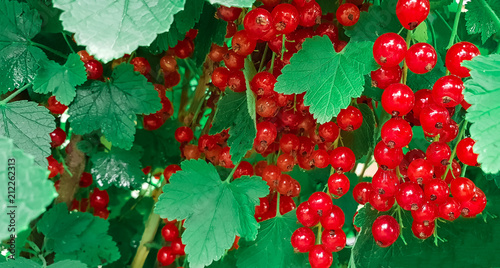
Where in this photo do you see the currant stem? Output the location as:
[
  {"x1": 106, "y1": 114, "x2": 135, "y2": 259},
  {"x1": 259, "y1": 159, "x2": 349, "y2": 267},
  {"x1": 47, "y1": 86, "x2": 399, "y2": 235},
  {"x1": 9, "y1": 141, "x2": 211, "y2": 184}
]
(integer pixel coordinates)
[
  {"x1": 61, "y1": 32, "x2": 75, "y2": 54},
  {"x1": 461, "y1": 164, "x2": 468, "y2": 177},
  {"x1": 127, "y1": 51, "x2": 135, "y2": 64},
  {"x1": 316, "y1": 224, "x2": 322, "y2": 245},
  {"x1": 224, "y1": 164, "x2": 239, "y2": 182},
  {"x1": 275, "y1": 193, "x2": 281, "y2": 217},
  {"x1": 396, "y1": 206, "x2": 407, "y2": 245},
  {"x1": 31, "y1": 42, "x2": 67, "y2": 59},
  {"x1": 269, "y1": 52, "x2": 276, "y2": 74},
  {"x1": 258, "y1": 44, "x2": 269, "y2": 72},
  {"x1": 281, "y1": 34, "x2": 287, "y2": 60},
  {"x1": 443, "y1": 120, "x2": 468, "y2": 180},
  {"x1": 446, "y1": 0, "x2": 464, "y2": 49},
  {"x1": 401, "y1": 30, "x2": 412, "y2": 85},
  {"x1": 0, "y1": 81, "x2": 33, "y2": 105}
]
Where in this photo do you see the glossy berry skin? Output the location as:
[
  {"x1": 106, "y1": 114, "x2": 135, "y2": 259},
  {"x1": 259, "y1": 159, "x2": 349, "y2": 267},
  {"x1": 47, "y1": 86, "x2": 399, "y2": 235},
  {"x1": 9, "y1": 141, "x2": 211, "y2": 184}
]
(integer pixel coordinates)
[
  {"x1": 412, "y1": 220, "x2": 434, "y2": 239},
  {"x1": 406, "y1": 43, "x2": 437, "y2": 74},
  {"x1": 84, "y1": 60, "x2": 103, "y2": 80},
  {"x1": 407, "y1": 159, "x2": 434, "y2": 185},
  {"x1": 461, "y1": 187, "x2": 487, "y2": 217},
  {"x1": 250, "y1": 72, "x2": 276, "y2": 96},
  {"x1": 161, "y1": 223, "x2": 179, "y2": 241},
  {"x1": 244, "y1": 8, "x2": 272, "y2": 39},
  {"x1": 310, "y1": 149, "x2": 330, "y2": 169},
  {"x1": 90, "y1": 188, "x2": 109, "y2": 209},
  {"x1": 296, "y1": 201, "x2": 321, "y2": 227},
  {"x1": 277, "y1": 153, "x2": 295, "y2": 172},
  {"x1": 369, "y1": 192, "x2": 396, "y2": 212},
  {"x1": 432, "y1": 75, "x2": 464, "y2": 107},
  {"x1": 232, "y1": 30, "x2": 257, "y2": 56},
  {"x1": 337, "y1": 106, "x2": 363, "y2": 131},
  {"x1": 217, "y1": 6, "x2": 242, "y2": 21},
  {"x1": 308, "y1": 245, "x2": 333, "y2": 268},
  {"x1": 143, "y1": 113, "x2": 165, "y2": 131},
  {"x1": 308, "y1": 192, "x2": 333, "y2": 216},
  {"x1": 318, "y1": 122, "x2": 340, "y2": 142},
  {"x1": 223, "y1": 50, "x2": 245, "y2": 70},
  {"x1": 329, "y1": 147, "x2": 356, "y2": 172},
  {"x1": 411, "y1": 201, "x2": 437, "y2": 225},
  {"x1": 328, "y1": 173, "x2": 350, "y2": 197},
  {"x1": 164, "y1": 70, "x2": 181, "y2": 88},
  {"x1": 160, "y1": 55, "x2": 178, "y2": 72},
  {"x1": 399, "y1": 149, "x2": 426, "y2": 179},
  {"x1": 298, "y1": 1, "x2": 322, "y2": 27},
  {"x1": 374, "y1": 141, "x2": 404, "y2": 170},
  {"x1": 157, "y1": 247, "x2": 176, "y2": 266},
  {"x1": 372, "y1": 215, "x2": 400, "y2": 247},
  {"x1": 371, "y1": 168, "x2": 399, "y2": 198},
  {"x1": 130, "y1": 57, "x2": 151, "y2": 75},
  {"x1": 353, "y1": 182, "x2": 372, "y2": 205},
  {"x1": 271, "y1": 4, "x2": 300, "y2": 34},
  {"x1": 280, "y1": 133, "x2": 300, "y2": 154},
  {"x1": 234, "y1": 161, "x2": 254, "y2": 179},
  {"x1": 381, "y1": 83, "x2": 415, "y2": 116},
  {"x1": 315, "y1": 23, "x2": 339, "y2": 43},
  {"x1": 321, "y1": 229, "x2": 346, "y2": 252},
  {"x1": 438, "y1": 120, "x2": 459, "y2": 143},
  {"x1": 291, "y1": 227, "x2": 315, "y2": 253},
  {"x1": 450, "y1": 177, "x2": 476, "y2": 202},
  {"x1": 174, "y1": 126, "x2": 193, "y2": 143},
  {"x1": 456, "y1": 138, "x2": 479, "y2": 166},
  {"x1": 412, "y1": 89, "x2": 433, "y2": 118},
  {"x1": 320, "y1": 205, "x2": 345, "y2": 230},
  {"x1": 255, "y1": 121, "x2": 278, "y2": 148},
  {"x1": 256, "y1": 97, "x2": 279, "y2": 118},
  {"x1": 438, "y1": 197, "x2": 461, "y2": 221},
  {"x1": 381, "y1": 117, "x2": 413, "y2": 148},
  {"x1": 163, "y1": 164, "x2": 181, "y2": 181},
  {"x1": 396, "y1": 0, "x2": 430, "y2": 30},
  {"x1": 373, "y1": 33, "x2": 407, "y2": 67},
  {"x1": 371, "y1": 66, "x2": 402, "y2": 89},
  {"x1": 396, "y1": 182, "x2": 424, "y2": 211},
  {"x1": 424, "y1": 179, "x2": 449, "y2": 204},
  {"x1": 445, "y1": 42, "x2": 480, "y2": 78},
  {"x1": 50, "y1": 127, "x2": 66, "y2": 147},
  {"x1": 47, "y1": 96, "x2": 68, "y2": 114},
  {"x1": 420, "y1": 104, "x2": 450, "y2": 134},
  {"x1": 171, "y1": 237, "x2": 185, "y2": 255},
  {"x1": 426, "y1": 142, "x2": 451, "y2": 167},
  {"x1": 79, "y1": 172, "x2": 93, "y2": 188},
  {"x1": 212, "y1": 67, "x2": 230, "y2": 89},
  {"x1": 336, "y1": 3, "x2": 360, "y2": 26},
  {"x1": 227, "y1": 70, "x2": 246, "y2": 92}
]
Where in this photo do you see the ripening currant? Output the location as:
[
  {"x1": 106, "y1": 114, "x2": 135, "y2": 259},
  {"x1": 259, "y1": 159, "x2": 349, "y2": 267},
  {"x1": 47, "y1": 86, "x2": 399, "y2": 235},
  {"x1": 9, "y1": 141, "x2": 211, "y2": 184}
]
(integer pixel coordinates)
[
  {"x1": 243, "y1": 8, "x2": 272, "y2": 39},
  {"x1": 456, "y1": 138, "x2": 479, "y2": 166},
  {"x1": 426, "y1": 142, "x2": 452, "y2": 167},
  {"x1": 321, "y1": 229, "x2": 347, "y2": 252},
  {"x1": 291, "y1": 227, "x2": 315, "y2": 253},
  {"x1": 396, "y1": 182, "x2": 424, "y2": 211},
  {"x1": 460, "y1": 187, "x2": 487, "y2": 218},
  {"x1": 84, "y1": 59, "x2": 103, "y2": 80},
  {"x1": 318, "y1": 122, "x2": 340, "y2": 142},
  {"x1": 419, "y1": 103, "x2": 451, "y2": 134},
  {"x1": 371, "y1": 65, "x2": 402, "y2": 89},
  {"x1": 381, "y1": 83, "x2": 415, "y2": 116},
  {"x1": 231, "y1": 30, "x2": 257, "y2": 56},
  {"x1": 337, "y1": 106, "x2": 363, "y2": 131},
  {"x1": 381, "y1": 117, "x2": 413, "y2": 148},
  {"x1": 445, "y1": 41, "x2": 480, "y2": 77},
  {"x1": 271, "y1": 3, "x2": 300, "y2": 34},
  {"x1": 450, "y1": 177, "x2": 476, "y2": 202},
  {"x1": 320, "y1": 205, "x2": 345, "y2": 230},
  {"x1": 336, "y1": 3, "x2": 360, "y2": 26},
  {"x1": 396, "y1": 0, "x2": 430, "y2": 30},
  {"x1": 407, "y1": 158, "x2": 434, "y2": 185},
  {"x1": 373, "y1": 33, "x2": 407, "y2": 67},
  {"x1": 353, "y1": 182, "x2": 372, "y2": 205},
  {"x1": 372, "y1": 215, "x2": 400, "y2": 247},
  {"x1": 328, "y1": 173, "x2": 350, "y2": 197},
  {"x1": 424, "y1": 179, "x2": 450, "y2": 204},
  {"x1": 412, "y1": 221, "x2": 435, "y2": 240},
  {"x1": 298, "y1": 1, "x2": 322, "y2": 27},
  {"x1": 308, "y1": 245, "x2": 333, "y2": 268},
  {"x1": 406, "y1": 43, "x2": 437, "y2": 74},
  {"x1": 296, "y1": 201, "x2": 321, "y2": 227},
  {"x1": 371, "y1": 168, "x2": 399, "y2": 198},
  {"x1": 411, "y1": 201, "x2": 437, "y2": 226},
  {"x1": 50, "y1": 127, "x2": 66, "y2": 147},
  {"x1": 374, "y1": 141, "x2": 404, "y2": 170},
  {"x1": 217, "y1": 6, "x2": 242, "y2": 21},
  {"x1": 329, "y1": 146, "x2": 356, "y2": 172},
  {"x1": 369, "y1": 192, "x2": 396, "y2": 212},
  {"x1": 432, "y1": 75, "x2": 465, "y2": 107},
  {"x1": 308, "y1": 192, "x2": 333, "y2": 216}
]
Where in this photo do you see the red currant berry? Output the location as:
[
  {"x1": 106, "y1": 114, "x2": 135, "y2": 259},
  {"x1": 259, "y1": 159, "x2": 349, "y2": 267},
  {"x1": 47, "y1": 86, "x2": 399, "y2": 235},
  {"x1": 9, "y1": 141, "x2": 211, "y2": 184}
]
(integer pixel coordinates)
[
  {"x1": 396, "y1": 0, "x2": 430, "y2": 30},
  {"x1": 298, "y1": 136, "x2": 315, "y2": 158},
  {"x1": 399, "y1": 149, "x2": 426, "y2": 179},
  {"x1": 337, "y1": 106, "x2": 363, "y2": 131},
  {"x1": 174, "y1": 126, "x2": 193, "y2": 143},
  {"x1": 255, "y1": 121, "x2": 278, "y2": 148},
  {"x1": 227, "y1": 70, "x2": 246, "y2": 92},
  {"x1": 77, "y1": 50, "x2": 94, "y2": 63},
  {"x1": 291, "y1": 227, "x2": 315, "y2": 253},
  {"x1": 445, "y1": 41, "x2": 480, "y2": 78},
  {"x1": 456, "y1": 138, "x2": 479, "y2": 166},
  {"x1": 143, "y1": 113, "x2": 165, "y2": 131},
  {"x1": 420, "y1": 104, "x2": 450, "y2": 134},
  {"x1": 308, "y1": 245, "x2": 333, "y2": 268},
  {"x1": 381, "y1": 117, "x2": 413, "y2": 148},
  {"x1": 161, "y1": 223, "x2": 179, "y2": 242},
  {"x1": 262, "y1": 164, "x2": 281, "y2": 190},
  {"x1": 438, "y1": 197, "x2": 461, "y2": 221},
  {"x1": 212, "y1": 67, "x2": 230, "y2": 90},
  {"x1": 336, "y1": 3, "x2": 360, "y2": 26},
  {"x1": 407, "y1": 159, "x2": 434, "y2": 185},
  {"x1": 371, "y1": 65, "x2": 402, "y2": 89},
  {"x1": 271, "y1": 3, "x2": 300, "y2": 34},
  {"x1": 320, "y1": 205, "x2": 345, "y2": 230},
  {"x1": 219, "y1": 147, "x2": 235, "y2": 168},
  {"x1": 460, "y1": 187, "x2": 487, "y2": 217},
  {"x1": 277, "y1": 153, "x2": 295, "y2": 172},
  {"x1": 315, "y1": 22, "x2": 339, "y2": 43},
  {"x1": 130, "y1": 57, "x2": 151, "y2": 75},
  {"x1": 160, "y1": 55, "x2": 178, "y2": 72},
  {"x1": 412, "y1": 89, "x2": 433, "y2": 118},
  {"x1": 374, "y1": 141, "x2": 404, "y2": 170},
  {"x1": 450, "y1": 177, "x2": 476, "y2": 202},
  {"x1": 371, "y1": 168, "x2": 399, "y2": 198},
  {"x1": 381, "y1": 83, "x2": 415, "y2": 116},
  {"x1": 423, "y1": 179, "x2": 449, "y2": 204},
  {"x1": 353, "y1": 182, "x2": 372, "y2": 205},
  {"x1": 432, "y1": 75, "x2": 464, "y2": 107},
  {"x1": 217, "y1": 6, "x2": 242, "y2": 21},
  {"x1": 50, "y1": 127, "x2": 66, "y2": 148},
  {"x1": 234, "y1": 161, "x2": 254, "y2": 179},
  {"x1": 308, "y1": 192, "x2": 333, "y2": 216},
  {"x1": 208, "y1": 44, "x2": 228, "y2": 63},
  {"x1": 412, "y1": 220, "x2": 434, "y2": 239},
  {"x1": 244, "y1": 8, "x2": 272, "y2": 39},
  {"x1": 372, "y1": 215, "x2": 400, "y2": 247},
  {"x1": 373, "y1": 33, "x2": 407, "y2": 67},
  {"x1": 171, "y1": 237, "x2": 185, "y2": 255},
  {"x1": 157, "y1": 247, "x2": 176, "y2": 266},
  {"x1": 406, "y1": 43, "x2": 437, "y2": 74},
  {"x1": 411, "y1": 201, "x2": 437, "y2": 225},
  {"x1": 163, "y1": 164, "x2": 181, "y2": 182},
  {"x1": 255, "y1": 197, "x2": 270, "y2": 219},
  {"x1": 296, "y1": 201, "x2": 321, "y2": 227},
  {"x1": 47, "y1": 96, "x2": 68, "y2": 114},
  {"x1": 329, "y1": 146, "x2": 356, "y2": 172},
  {"x1": 298, "y1": 1, "x2": 322, "y2": 27},
  {"x1": 369, "y1": 192, "x2": 396, "y2": 212},
  {"x1": 90, "y1": 188, "x2": 109, "y2": 209},
  {"x1": 328, "y1": 173, "x2": 350, "y2": 197},
  {"x1": 250, "y1": 72, "x2": 277, "y2": 96},
  {"x1": 256, "y1": 97, "x2": 279, "y2": 118},
  {"x1": 280, "y1": 133, "x2": 300, "y2": 154},
  {"x1": 310, "y1": 149, "x2": 330, "y2": 169},
  {"x1": 79, "y1": 172, "x2": 93, "y2": 188},
  {"x1": 223, "y1": 50, "x2": 245, "y2": 70},
  {"x1": 396, "y1": 182, "x2": 424, "y2": 210},
  {"x1": 318, "y1": 122, "x2": 340, "y2": 142},
  {"x1": 164, "y1": 70, "x2": 181, "y2": 88},
  {"x1": 437, "y1": 119, "x2": 459, "y2": 143},
  {"x1": 426, "y1": 142, "x2": 451, "y2": 167},
  {"x1": 232, "y1": 30, "x2": 257, "y2": 56},
  {"x1": 84, "y1": 60, "x2": 103, "y2": 80},
  {"x1": 321, "y1": 229, "x2": 346, "y2": 252}
]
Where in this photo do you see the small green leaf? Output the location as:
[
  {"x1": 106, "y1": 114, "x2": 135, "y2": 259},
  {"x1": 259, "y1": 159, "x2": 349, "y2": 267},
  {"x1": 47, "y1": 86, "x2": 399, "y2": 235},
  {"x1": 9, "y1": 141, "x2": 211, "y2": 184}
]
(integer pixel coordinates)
[
  {"x1": 463, "y1": 54, "x2": 500, "y2": 174},
  {"x1": 413, "y1": 22, "x2": 428, "y2": 42},
  {"x1": 53, "y1": 0, "x2": 186, "y2": 62},
  {"x1": 0, "y1": 0, "x2": 47, "y2": 93},
  {"x1": 0, "y1": 137, "x2": 57, "y2": 241},
  {"x1": 341, "y1": 103, "x2": 376, "y2": 160},
  {"x1": 193, "y1": 3, "x2": 228, "y2": 66},
  {"x1": 68, "y1": 64, "x2": 162, "y2": 150},
  {"x1": 465, "y1": 0, "x2": 500, "y2": 44},
  {"x1": 0, "y1": 101, "x2": 55, "y2": 166},
  {"x1": 275, "y1": 36, "x2": 378, "y2": 123},
  {"x1": 210, "y1": 90, "x2": 257, "y2": 164},
  {"x1": 90, "y1": 147, "x2": 144, "y2": 190},
  {"x1": 155, "y1": 160, "x2": 269, "y2": 268},
  {"x1": 33, "y1": 53, "x2": 87, "y2": 105},
  {"x1": 207, "y1": 0, "x2": 255, "y2": 8},
  {"x1": 236, "y1": 212, "x2": 308, "y2": 268}
]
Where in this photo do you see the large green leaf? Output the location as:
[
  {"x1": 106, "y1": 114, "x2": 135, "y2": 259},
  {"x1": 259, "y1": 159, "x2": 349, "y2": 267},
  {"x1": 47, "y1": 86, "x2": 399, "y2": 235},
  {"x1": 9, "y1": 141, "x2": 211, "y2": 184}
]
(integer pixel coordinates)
[
  {"x1": 340, "y1": 103, "x2": 376, "y2": 160},
  {"x1": 33, "y1": 53, "x2": 87, "y2": 105},
  {"x1": 463, "y1": 54, "x2": 500, "y2": 174},
  {"x1": 53, "y1": 0, "x2": 185, "y2": 62},
  {"x1": 0, "y1": 101, "x2": 55, "y2": 166},
  {"x1": 0, "y1": 137, "x2": 57, "y2": 241},
  {"x1": 210, "y1": 89, "x2": 257, "y2": 164},
  {"x1": 0, "y1": 0, "x2": 47, "y2": 93},
  {"x1": 274, "y1": 36, "x2": 378, "y2": 124},
  {"x1": 193, "y1": 3, "x2": 227, "y2": 66},
  {"x1": 236, "y1": 211, "x2": 308, "y2": 268},
  {"x1": 68, "y1": 64, "x2": 162, "y2": 150},
  {"x1": 155, "y1": 160, "x2": 268, "y2": 268},
  {"x1": 465, "y1": 0, "x2": 500, "y2": 44}
]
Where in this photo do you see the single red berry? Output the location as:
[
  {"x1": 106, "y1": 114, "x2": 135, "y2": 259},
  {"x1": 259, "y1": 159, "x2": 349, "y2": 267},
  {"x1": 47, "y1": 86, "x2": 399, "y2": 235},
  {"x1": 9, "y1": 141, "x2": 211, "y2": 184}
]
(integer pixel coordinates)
[
  {"x1": 79, "y1": 172, "x2": 93, "y2": 188},
  {"x1": 90, "y1": 188, "x2": 109, "y2": 209},
  {"x1": 255, "y1": 197, "x2": 270, "y2": 218},
  {"x1": 419, "y1": 104, "x2": 450, "y2": 134},
  {"x1": 426, "y1": 142, "x2": 451, "y2": 167},
  {"x1": 164, "y1": 70, "x2": 181, "y2": 88},
  {"x1": 399, "y1": 149, "x2": 426, "y2": 179},
  {"x1": 279, "y1": 133, "x2": 300, "y2": 154},
  {"x1": 256, "y1": 97, "x2": 279, "y2": 118},
  {"x1": 296, "y1": 201, "x2": 321, "y2": 227},
  {"x1": 157, "y1": 247, "x2": 176, "y2": 266},
  {"x1": 381, "y1": 83, "x2": 415, "y2": 116},
  {"x1": 77, "y1": 50, "x2": 94, "y2": 63},
  {"x1": 160, "y1": 54, "x2": 178, "y2": 72},
  {"x1": 373, "y1": 33, "x2": 407, "y2": 67},
  {"x1": 321, "y1": 229, "x2": 346, "y2": 252},
  {"x1": 94, "y1": 208, "x2": 110, "y2": 219},
  {"x1": 412, "y1": 220, "x2": 434, "y2": 240},
  {"x1": 438, "y1": 197, "x2": 461, "y2": 221},
  {"x1": 277, "y1": 174, "x2": 294, "y2": 195},
  {"x1": 174, "y1": 126, "x2": 193, "y2": 143},
  {"x1": 143, "y1": 113, "x2": 166, "y2": 131},
  {"x1": 234, "y1": 161, "x2": 254, "y2": 179},
  {"x1": 84, "y1": 60, "x2": 103, "y2": 80},
  {"x1": 171, "y1": 237, "x2": 185, "y2": 255},
  {"x1": 329, "y1": 147, "x2": 356, "y2": 172},
  {"x1": 450, "y1": 177, "x2": 476, "y2": 202},
  {"x1": 371, "y1": 168, "x2": 399, "y2": 198},
  {"x1": 381, "y1": 117, "x2": 413, "y2": 148},
  {"x1": 407, "y1": 159, "x2": 434, "y2": 185},
  {"x1": 244, "y1": 8, "x2": 272, "y2": 39},
  {"x1": 223, "y1": 50, "x2": 245, "y2": 70},
  {"x1": 396, "y1": 0, "x2": 430, "y2": 30},
  {"x1": 335, "y1": 40, "x2": 348, "y2": 52},
  {"x1": 337, "y1": 106, "x2": 363, "y2": 131},
  {"x1": 406, "y1": 43, "x2": 437, "y2": 74},
  {"x1": 460, "y1": 187, "x2": 487, "y2": 217},
  {"x1": 315, "y1": 22, "x2": 339, "y2": 43},
  {"x1": 277, "y1": 153, "x2": 295, "y2": 172},
  {"x1": 374, "y1": 141, "x2": 404, "y2": 170},
  {"x1": 411, "y1": 201, "x2": 437, "y2": 225},
  {"x1": 227, "y1": 70, "x2": 246, "y2": 92},
  {"x1": 336, "y1": 3, "x2": 360, "y2": 26},
  {"x1": 456, "y1": 138, "x2": 479, "y2": 166},
  {"x1": 291, "y1": 227, "x2": 315, "y2": 253},
  {"x1": 250, "y1": 72, "x2": 277, "y2": 96},
  {"x1": 255, "y1": 121, "x2": 278, "y2": 148},
  {"x1": 217, "y1": 6, "x2": 242, "y2": 21},
  {"x1": 271, "y1": 3, "x2": 300, "y2": 34},
  {"x1": 320, "y1": 205, "x2": 345, "y2": 230},
  {"x1": 232, "y1": 30, "x2": 257, "y2": 56},
  {"x1": 432, "y1": 75, "x2": 465, "y2": 107},
  {"x1": 262, "y1": 165, "x2": 281, "y2": 190},
  {"x1": 163, "y1": 164, "x2": 181, "y2": 182},
  {"x1": 396, "y1": 182, "x2": 424, "y2": 210},
  {"x1": 371, "y1": 65, "x2": 402, "y2": 89},
  {"x1": 424, "y1": 179, "x2": 449, "y2": 204},
  {"x1": 437, "y1": 119, "x2": 459, "y2": 143},
  {"x1": 328, "y1": 173, "x2": 350, "y2": 197},
  {"x1": 318, "y1": 122, "x2": 340, "y2": 142},
  {"x1": 372, "y1": 215, "x2": 400, "y2": 247},
  {"x1": 445, "y1": 41, "x2": 480, "y2": 78},
  {"x1": 212, "y1": 67, "x2": 230, "y2": 90},
  {"x1": 50, "y1": 127, "x2": 66, "y2": 148},
  {"x1": 298, "y1": 1, "x2": 322, "y2": 27},
  {"x1": 161, "y1": 223, "x2": 179, "y2": 242},
  {"x1": 412, "y1": 89, "x2": 433, "y2": 119},
  {"x1": 308, "y1": 245, "x2": 333, "y2": 268},
  {"x1": 308, "y1": 192, "x2": 333, "y2": 216},
  {"x1": 130, "y1": 57, "x2": 151, "y2": 75},
  {"x1": 298, "y1": 136, "x2": 315, "y2": 158},
  {"x1": 310, "y1": 149, "x2": 330, "y2": 169},
  {"x1": 353, "y1": 182, "x2": 372, "y2": 205},
  {"x1": 47, "y1": 96, "x2": 68, "y2": 114},
  {"x1": 369, "y1": 192, "x2": 396, "y2": 212},
  {"x1": 174, "y1": 39, "x2": 194, "y2": 59}
]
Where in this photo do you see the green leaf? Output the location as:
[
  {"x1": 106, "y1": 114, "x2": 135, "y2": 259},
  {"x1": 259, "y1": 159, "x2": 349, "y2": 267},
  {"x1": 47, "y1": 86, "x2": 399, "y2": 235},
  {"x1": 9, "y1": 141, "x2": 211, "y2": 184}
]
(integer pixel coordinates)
[
  {"x1": 463, "y1": 54, "x2": 500, "y2": 174},
  {"x1": 210, "y1": 90, "x2": 257, "y2": 164},
  {"x1": 344, "y1": 1, "x2": 401, "y2": 42},
  {"x1": 193, "y1": 3, "x2": 228, "y2": 66},
  {"x1": 68, "y1": 64, "x2": 162, "y2": 149},
  {"x1": 33, "y1": 53, "x2": 87, "y2": 105},
  {"x1": 484, "y1": 172, "x2": 500, "y2": 188},
  {"x1": 207, "y1": 0, "x2": 255, "y2": 8},
  {"x1": 134, "y1": 120, "x2": 181, "y2": 169},
  {"x1": 362, "y1": 76, "x2": 383, "y2": 101},
  {"x1": 205, "y1": 251, "x2": 237, "y2": 268},
  {"x1": 38, "y1": 203, "x2": 120, "y2": 267},
  {"x1": 0, "y1": 100, "x2": 55, "y2": 167},
  {"x1": 0, "y1": 0, "x2": 47, "y2": 93},
  {"x1": 26, "y1": 0, "x2": 63, "y2": 33},
  {"x1": 353, "y1": 206, "x2": 366, "y2": 229},
  {"x1": 275, "y1": 36, "x2": 378, "y2": 123},
  {"x1": 236, "y1": 211, "x2": 308, "y2": 268},
  {"x1": 49, "y1": 260, "x2": 88, "y2": 268},
  {"x1": 316, "y1": 0, "x2": 338, "y2": 14},
  {"x1": 340, "y1": 103, "x2": 376, "y2": 160},
  {"x1": 154, "y1": 160, "x2": 269, "y2": 268},
  {"x1": 53, "y1": 0, "x2": 186, "y2": 62},
  {"x1": 90, "y1": 147, "x2": 144, "y2": 190},
  {"x1": 413, "y1": 22, "x2": 428, "y2": 42},
  {"x1": 0, "y1": 258, "x2": 40, "y2": 268},
  {"x1": 406, "y1": 56, "x2": 446, "y2": 91},
  {"x1": 429, "y1": 0, "x2": 453, "y2": 10},
  {"x1": 0, "y1": 137, "x2": 57, "y2": 241},
  {"x1": 409, "y1": 126, "x2": 430, "y2": 151},
  {"x1": 465, "y1": 0, "x2": 500, "y2": 44}
]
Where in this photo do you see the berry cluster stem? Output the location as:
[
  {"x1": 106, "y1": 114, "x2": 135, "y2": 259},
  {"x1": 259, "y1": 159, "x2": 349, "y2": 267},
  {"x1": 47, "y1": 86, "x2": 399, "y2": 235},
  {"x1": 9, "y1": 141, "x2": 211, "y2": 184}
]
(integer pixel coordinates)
[
  {"x1": 401, "y1": 30, "x2": 412, "y2": 85},
  {"x1": 0, "y1": 82, "x2": 33, "y2": 105},
  {"x1": 258, "y1": 44, "x2": 269, "y2": 72},
  {"x1": 446, "y1": 0, "x2": 464, "y2": 49},
  {"x1": 275, "y1": 193, "x2": 281, "y2": 217},
  {"x1": 395, "y1": 206, "x2": 408, "y2": 245}
]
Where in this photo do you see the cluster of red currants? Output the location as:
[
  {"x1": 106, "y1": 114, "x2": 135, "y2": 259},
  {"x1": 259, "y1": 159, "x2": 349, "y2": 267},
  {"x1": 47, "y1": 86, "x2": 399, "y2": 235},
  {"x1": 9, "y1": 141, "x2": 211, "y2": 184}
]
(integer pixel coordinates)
[{"x1": 157, "y1": 221, "x2": 186, "y2": 266}]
